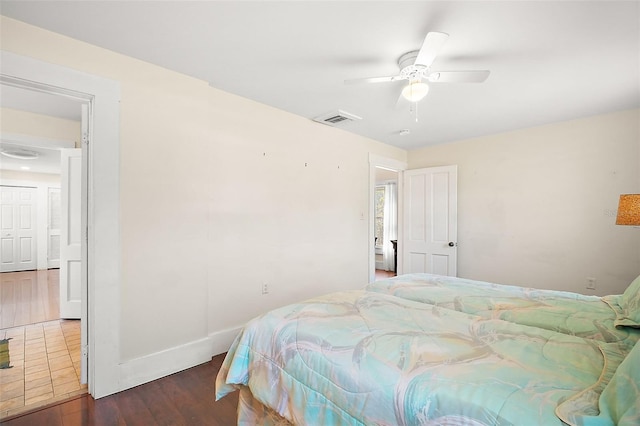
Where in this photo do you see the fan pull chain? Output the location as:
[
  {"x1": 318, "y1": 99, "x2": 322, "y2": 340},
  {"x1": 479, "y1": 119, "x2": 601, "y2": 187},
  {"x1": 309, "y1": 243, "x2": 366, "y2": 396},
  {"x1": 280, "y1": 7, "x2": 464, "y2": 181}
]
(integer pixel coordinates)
[{"x1": 408, "y1": 101, "x2": 420, "y2": 122}]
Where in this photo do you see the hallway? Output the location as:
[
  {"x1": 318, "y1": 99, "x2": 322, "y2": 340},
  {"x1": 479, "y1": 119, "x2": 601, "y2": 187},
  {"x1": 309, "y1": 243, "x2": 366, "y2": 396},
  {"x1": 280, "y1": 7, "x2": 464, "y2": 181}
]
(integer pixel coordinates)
[{"x1": 0, "y1": 270, "x2": 86, "y2": 419}]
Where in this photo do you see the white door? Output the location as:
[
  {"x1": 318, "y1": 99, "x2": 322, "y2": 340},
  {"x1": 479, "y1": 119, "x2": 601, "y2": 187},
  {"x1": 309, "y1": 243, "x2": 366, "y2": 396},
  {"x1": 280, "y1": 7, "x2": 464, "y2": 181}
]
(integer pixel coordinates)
[
  {"x1": 0, "y1": 186, "x2": 37, "y2": 272},
  {"x1": 401, "y1": 165, "x2": 457, "y2": 276},
  {"x1": 59, "y1": 148, "x2": 82, "y2": 319},
  {"x1": 48, "y1": 187, "x2": 61, "y2": 269}
]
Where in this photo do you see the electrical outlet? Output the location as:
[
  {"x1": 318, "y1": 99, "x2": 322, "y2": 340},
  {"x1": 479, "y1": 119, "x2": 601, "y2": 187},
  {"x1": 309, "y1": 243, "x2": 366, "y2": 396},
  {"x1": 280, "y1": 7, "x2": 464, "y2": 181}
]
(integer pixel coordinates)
[
  {"x1": 262, "y1": 282, "x2": 269, "y2": 295},
  {"x1": 586, "y1": 277, "x2": 596, "y2": 290}
]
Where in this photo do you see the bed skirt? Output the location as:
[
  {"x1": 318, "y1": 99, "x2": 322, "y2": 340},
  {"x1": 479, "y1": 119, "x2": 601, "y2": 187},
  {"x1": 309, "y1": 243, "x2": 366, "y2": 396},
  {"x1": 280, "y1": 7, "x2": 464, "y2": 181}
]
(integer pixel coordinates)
[{"x1": 237, "y1": 386, "x2": 293, "y2": 426}]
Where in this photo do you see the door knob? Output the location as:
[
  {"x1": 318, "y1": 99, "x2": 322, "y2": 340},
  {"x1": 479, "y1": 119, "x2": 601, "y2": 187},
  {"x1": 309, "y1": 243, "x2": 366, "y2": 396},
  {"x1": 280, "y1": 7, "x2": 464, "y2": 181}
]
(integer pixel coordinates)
[{"x1": 448, "y1": 242, "x2": 455, "y2": 247}]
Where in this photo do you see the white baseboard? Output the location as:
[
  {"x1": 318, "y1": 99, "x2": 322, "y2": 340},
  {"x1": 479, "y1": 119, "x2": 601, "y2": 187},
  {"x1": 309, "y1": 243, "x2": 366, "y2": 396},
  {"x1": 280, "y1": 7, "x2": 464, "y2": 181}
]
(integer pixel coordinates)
[
  {"x1": 115, "y1": 326, "x2": 243, "y2": 393},
  {"x1": 210, "y1": 326, "x2": 242, "y2": 355}
]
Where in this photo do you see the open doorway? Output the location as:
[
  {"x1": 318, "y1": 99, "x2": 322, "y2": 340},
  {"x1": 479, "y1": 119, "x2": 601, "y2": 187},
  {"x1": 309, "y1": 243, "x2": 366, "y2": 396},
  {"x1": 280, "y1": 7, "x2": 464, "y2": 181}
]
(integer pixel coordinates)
[
  {"x1": 369, "y1": 155, "x2": 407, "y2": 283},
  {"x1": 1, "y1": 51, "x2": 121, "y2": 401},
  {"x1": 374, "y1": 167, "x2": 399, "y2": 280},
  {"x1": 0, "y1": 83, "x2": 87, "y2": 417}
]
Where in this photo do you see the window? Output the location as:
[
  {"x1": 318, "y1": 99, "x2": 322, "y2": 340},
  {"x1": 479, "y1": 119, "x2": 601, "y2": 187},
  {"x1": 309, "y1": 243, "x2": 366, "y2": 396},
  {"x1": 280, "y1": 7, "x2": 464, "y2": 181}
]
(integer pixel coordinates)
[{"x1": 375, "y1": 186, "x2": 385, "y2": 247}]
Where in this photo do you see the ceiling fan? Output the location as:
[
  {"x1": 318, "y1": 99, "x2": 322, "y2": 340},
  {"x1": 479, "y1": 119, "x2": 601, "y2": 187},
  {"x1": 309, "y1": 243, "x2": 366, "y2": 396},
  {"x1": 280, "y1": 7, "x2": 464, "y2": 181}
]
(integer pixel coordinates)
[{"x1": 345, "y1": 32, "x2": 490, "y2": 103}]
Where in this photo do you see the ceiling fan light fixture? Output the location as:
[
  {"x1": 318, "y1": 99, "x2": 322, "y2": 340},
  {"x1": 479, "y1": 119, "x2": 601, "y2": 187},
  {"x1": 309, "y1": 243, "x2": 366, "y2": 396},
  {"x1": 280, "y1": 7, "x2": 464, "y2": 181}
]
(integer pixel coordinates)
[
  {"x1": 402, "y1": 81, "x2": 429, "y2": 102},
  {"x1": 0, "y1": 148, "x2": 40, "y2": 160}
]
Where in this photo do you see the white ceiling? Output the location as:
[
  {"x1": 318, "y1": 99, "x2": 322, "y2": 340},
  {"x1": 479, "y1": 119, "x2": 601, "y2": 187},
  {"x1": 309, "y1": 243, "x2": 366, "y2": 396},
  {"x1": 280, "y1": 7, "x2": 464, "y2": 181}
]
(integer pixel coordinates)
[
  {"x1": 0, "y1": 84, "x2": 82, "y2": 121},
  {"x1": 1, "y1": 1, "x2": 639, "y2": 150}
]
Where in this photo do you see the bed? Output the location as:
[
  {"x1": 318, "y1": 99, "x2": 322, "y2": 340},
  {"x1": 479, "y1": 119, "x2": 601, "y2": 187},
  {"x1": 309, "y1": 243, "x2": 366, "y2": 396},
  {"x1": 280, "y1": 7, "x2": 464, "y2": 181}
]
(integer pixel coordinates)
[
  {"x1": 366, "y1": 274, "x2": 640, "y2": 351},
  {"x1": 215, "y1": 274, "x2": 640, "y2": 425}
]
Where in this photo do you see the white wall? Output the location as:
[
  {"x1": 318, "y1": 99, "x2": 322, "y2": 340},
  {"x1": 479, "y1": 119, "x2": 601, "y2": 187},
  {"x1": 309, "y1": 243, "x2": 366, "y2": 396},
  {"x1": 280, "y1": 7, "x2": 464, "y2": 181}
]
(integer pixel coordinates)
[
  {"x1": 409, "y1": 109, "x2": 640, "y2": 295},
  {"x1": 0, "y1": 16, "x2": 407, "y2": 395}
]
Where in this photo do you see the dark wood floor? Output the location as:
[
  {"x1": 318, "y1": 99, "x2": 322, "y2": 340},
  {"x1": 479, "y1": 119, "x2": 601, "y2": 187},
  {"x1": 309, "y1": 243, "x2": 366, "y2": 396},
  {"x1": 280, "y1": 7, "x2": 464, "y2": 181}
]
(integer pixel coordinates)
[
  {"x1": 375, "y1": 269, "x2": 396, "y2": 280},
  {"x1": 2, "y1": 353, "x2": 238, "y2": 426},
  {"x1": 4, "y1": 273, "x2": 396, "y2": 424}
]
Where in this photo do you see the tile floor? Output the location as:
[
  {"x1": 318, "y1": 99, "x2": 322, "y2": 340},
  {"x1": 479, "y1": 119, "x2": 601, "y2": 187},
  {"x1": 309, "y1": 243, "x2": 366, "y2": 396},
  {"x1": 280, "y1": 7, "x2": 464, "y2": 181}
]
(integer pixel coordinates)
[{"x1": 0, "y1": 319, "x2": 87, "y2": 419}]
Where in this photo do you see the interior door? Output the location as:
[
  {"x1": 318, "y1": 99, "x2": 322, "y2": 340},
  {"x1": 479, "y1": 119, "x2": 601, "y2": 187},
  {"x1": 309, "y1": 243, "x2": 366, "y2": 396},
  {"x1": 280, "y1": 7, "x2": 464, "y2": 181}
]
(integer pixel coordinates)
[
  {"x1": 47, "y1": 187, "x2": 61, "y2": 269},
  {"x1": 59, "y1": 148, "x2": 82, "y2": 319},
  {"x1": 0, "y1": 186, "x2": 37, "y2": 272},
  {"x1": 401, "y1": 165, "x2": 457, "y2": 276}
]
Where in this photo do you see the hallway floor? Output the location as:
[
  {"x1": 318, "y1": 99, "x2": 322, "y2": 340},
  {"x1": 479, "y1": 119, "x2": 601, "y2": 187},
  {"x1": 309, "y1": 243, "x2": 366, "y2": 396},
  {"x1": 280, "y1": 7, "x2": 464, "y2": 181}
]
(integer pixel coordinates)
[
  {"x1": 0, "y1": 269, "x2": 60, "y2": 329},
  {"x1": 0, "y1": 319, "x2": 86, "y2": 419},
  {"x1": 0, "y1": 269, "x2": 86, "y2": 420}
]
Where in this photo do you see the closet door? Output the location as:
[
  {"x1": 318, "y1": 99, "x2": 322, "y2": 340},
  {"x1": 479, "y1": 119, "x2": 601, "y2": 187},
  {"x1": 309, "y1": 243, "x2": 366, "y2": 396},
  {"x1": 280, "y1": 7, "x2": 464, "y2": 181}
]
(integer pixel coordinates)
[{"x1": 0, "y1": 185, "x2": 37, "y2": 272}]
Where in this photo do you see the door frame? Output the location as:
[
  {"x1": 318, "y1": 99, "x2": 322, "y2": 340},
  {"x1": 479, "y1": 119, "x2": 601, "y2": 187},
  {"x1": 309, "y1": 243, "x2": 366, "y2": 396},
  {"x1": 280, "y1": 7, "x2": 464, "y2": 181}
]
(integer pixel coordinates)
[
  {"x1": 1, "y1": 51, "x2": 121, "y2": 398},
  {"x1": 368, "y1": 154, "x2": 407, "y2": 283}
]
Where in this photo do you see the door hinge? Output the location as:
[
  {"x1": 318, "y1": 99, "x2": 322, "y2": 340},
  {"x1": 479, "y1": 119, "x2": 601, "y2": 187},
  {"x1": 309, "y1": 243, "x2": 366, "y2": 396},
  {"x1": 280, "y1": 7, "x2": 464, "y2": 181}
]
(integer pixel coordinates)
[
  {"x1": 82, "y1": 132, "x2": 89, "y2": 145},
  {"x1": 82, "y1": 345, "x2": 88, "y2": 358}
]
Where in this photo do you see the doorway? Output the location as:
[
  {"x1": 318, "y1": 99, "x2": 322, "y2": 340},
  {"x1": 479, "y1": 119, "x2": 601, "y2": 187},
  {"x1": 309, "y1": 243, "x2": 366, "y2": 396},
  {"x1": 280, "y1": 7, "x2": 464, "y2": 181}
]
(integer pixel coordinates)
[
  {"x1": 0, "y1": 83, "x2": 87, "y2": 417},
  {"x1": 374, "y1": 167, "x2": 399, "y2": 280},
  {"x1": 1, "y1": 50, "x2": 121, "y2": 400},
  {"x1": 368, "y1": 155, "x2": 407, "y2": 283}
]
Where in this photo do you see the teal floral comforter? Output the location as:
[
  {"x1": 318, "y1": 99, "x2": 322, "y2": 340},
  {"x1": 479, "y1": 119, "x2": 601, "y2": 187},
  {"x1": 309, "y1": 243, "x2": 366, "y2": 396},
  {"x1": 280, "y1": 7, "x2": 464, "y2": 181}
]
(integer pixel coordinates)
[
  {"x1": 366, "y1": 274, "x2": 640, "y2": 350},
  {"x1": 216, "y1": 290, "x2": 637, "y2": 425}
]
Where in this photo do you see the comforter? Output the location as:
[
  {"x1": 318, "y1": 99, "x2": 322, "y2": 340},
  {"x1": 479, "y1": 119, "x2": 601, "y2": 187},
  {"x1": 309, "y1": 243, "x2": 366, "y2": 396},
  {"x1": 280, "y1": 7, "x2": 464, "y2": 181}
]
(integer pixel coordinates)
[
  {"x1": 216, "y1": 290, "x2": 638, "y2": 425},
  {"x1": 366, "y1": 274, "x2": 640, "y2": 351}
]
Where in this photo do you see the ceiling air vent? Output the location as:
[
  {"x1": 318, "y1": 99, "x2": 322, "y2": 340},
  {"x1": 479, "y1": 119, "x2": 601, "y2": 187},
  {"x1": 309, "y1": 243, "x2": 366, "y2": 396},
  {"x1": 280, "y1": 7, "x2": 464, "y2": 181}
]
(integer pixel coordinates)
[{"x1": 313, "y1": 110, "x2": 362, "y2": 127}]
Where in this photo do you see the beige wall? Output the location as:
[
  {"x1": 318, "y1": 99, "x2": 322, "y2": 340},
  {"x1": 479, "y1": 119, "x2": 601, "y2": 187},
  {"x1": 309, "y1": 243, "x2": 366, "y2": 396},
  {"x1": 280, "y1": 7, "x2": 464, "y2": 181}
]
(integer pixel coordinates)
[
  {"x1": 208, "y1": 93, "x2": 404, "y2": 332},
  {"x1": 0, "y1": 17, "x2": 406, "y2": 367},
  {"x1": 409, "y1": 109, "x2": 640, "y2": 295},
  {"x1": 0, "y1": 169, "x2": 59, "y2": 183},
  {"x1": 1, "y1": 107, "x2": 80, "y2": 145}
]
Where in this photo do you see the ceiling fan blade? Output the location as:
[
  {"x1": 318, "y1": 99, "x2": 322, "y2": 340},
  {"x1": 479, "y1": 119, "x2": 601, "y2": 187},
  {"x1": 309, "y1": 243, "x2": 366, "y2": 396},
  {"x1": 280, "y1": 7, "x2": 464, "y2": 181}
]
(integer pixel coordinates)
[
  {"x1": 344, "y1": 75, "x2": 402, "y2": 85},
  {"x1": 414, "y1": 32, "x2": 449, "y2": 67},
  {"x1": 427, "y1": 70, "x2": 490, "y2": 83}
]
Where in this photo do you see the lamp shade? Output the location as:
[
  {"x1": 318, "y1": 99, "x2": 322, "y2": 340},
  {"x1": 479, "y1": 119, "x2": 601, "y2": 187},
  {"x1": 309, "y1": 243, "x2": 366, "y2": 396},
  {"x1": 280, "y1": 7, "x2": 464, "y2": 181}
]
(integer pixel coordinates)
[
  {"x1": 616, "y1": 194, "x2": 640, "y2": 225},
  {"x1": 401, "y1": 81, "x2": 429, "y2": 102}
]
